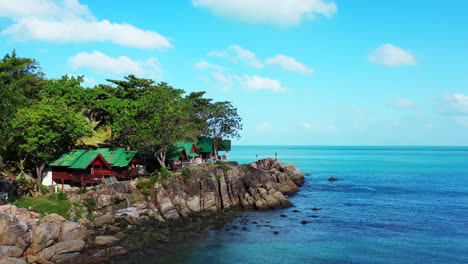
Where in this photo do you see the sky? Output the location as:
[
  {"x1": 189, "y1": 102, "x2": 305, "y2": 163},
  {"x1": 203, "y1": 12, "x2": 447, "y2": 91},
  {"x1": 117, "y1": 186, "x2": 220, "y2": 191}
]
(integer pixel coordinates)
[{"x1": 1, "y1": 0, "x2": 468, "y2": 146}]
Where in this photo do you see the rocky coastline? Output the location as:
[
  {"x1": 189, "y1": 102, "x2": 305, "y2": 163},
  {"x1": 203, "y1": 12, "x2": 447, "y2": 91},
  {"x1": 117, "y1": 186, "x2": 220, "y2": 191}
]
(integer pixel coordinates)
[{"x1": 0, "y1": 158, "x2": 304, "y2": 263}]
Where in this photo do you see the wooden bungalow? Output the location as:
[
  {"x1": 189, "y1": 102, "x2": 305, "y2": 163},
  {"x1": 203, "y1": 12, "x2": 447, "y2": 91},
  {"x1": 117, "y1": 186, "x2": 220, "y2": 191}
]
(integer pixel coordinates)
[
  {"x1": 196, "y1": 137, "x2": 231, "y2": 161},
  {"x1": 166, "y1": 142, "x2": 199, "y2": 170},
  {"x1": 49, "y1": 148, "x2": 141, "y2": 185}
]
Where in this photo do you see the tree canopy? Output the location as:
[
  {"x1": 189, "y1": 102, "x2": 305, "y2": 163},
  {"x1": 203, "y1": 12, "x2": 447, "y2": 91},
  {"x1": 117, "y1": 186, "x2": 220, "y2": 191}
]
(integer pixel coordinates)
[{"x1": 0, "y1": 51, "x2": 242, "y2": 179}]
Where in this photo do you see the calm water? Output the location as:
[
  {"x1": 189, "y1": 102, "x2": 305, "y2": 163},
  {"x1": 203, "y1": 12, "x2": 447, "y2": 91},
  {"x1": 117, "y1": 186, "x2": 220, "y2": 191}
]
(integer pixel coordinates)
[{"x1": 134, "y1": 146, "x2": 468, "y2": 264}]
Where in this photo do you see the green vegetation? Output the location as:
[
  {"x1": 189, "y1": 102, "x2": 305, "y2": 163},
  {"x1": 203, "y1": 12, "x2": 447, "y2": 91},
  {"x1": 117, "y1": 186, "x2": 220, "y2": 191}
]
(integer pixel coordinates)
[
  {"x1": 182, "y1": 168, "x2": 192, "y2": 180},
  {"x1": 136, "y1": 175, "x2": 159, "y2": 194},
  {"x1": 14, "y1": 193, "x2": 73, "y2": 217},
  {"x1": 0, "y1": 50, "x2": 243, "y2": 186},
  {"x1": 216, "y1": 161, "x2": 232, "y2": 172}
]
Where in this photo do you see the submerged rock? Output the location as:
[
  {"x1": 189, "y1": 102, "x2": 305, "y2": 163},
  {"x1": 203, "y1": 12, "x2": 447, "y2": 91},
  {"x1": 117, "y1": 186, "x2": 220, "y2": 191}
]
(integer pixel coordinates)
[{"x1": 328, "y1": 177, "x2": 338, "y2": 182}]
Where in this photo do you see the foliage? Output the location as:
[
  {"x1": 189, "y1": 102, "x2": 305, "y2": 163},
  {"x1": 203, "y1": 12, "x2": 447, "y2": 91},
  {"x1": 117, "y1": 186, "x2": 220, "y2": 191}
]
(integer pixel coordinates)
[
  {"x1": 14, "y1": 194, "x2": 72, "y2": 217},
  {"x1": 11, "y1": 99, "x2": 91, "y2": 184},
  {"x1": 216, "y1": 161, "x2": 232, "y2": 172},
  {"x1": 206, "y1": 101, "x2": 242, "y2": 159},
  {"x1": 136, "y1": 175, "x2": 159, "y2": 195},
  {"x1": 84, "y1": 197, "x2": 96, "y2": 212},
  {"x1": 160, "y1": 167, "x2": 171, "y2": 180},
  {"x1": 57, "y1": 191, "x2": 67, "y2": 201},
  {"x1": 77, "y1": 187, "x2": 87, "y2": 194},
  {"x1": 0, "y1": 51, "x2": 243, "y2": 178},
  {"x1": 182, "y1": 167, "x2": 192, "y2": 180}
]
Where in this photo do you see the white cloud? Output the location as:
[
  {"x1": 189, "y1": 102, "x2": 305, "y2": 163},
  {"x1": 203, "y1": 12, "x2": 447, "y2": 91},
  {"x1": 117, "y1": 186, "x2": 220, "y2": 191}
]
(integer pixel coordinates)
[
  {"x1": 207, "y1": 45, "x2": 263, "y2": 68},
  {"x1": 211, "y1": 72, "x2": 234, "y2": 92},
  {"x1": 208, "y1": 49, "x2": 229, "y2": 57},
  {"x1": 369, "y1": 44, "x2": 416, "y2": 67},
  {"x1": 194, "y1": 60, "x2": 223, "y2": 71},
  {"x1": 229, "y1": 45, "x2": 263, "y2": 68},
  {"x1": 266, "y1": 54, "x2": 313, "y2": 74},
  {"x1": 242, "y1": 75, "x2": 288, "y2": 92},
  {"x1": 192, "y1": 0, "x2": 337, "y2": 27},
  {"x1": 69, "y1": 51, "x2": 162, "y2": 78},
  {"x1": 0, "y1": 0, "x2": 172, "y2": 49},
  {"x1": 444, "y1": 93, "x2": 468, "y2": 113},
  {"x1": 387, "y1": 98, "x2": 416, "y2": 109},
  {"x1": 258, "y1": 121, "x2": 272, "y2": 130}
]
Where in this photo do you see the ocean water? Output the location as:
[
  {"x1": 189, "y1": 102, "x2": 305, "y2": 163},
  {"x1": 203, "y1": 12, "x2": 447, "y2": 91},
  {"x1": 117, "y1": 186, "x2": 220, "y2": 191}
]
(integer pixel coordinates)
[{"x1": 136, "y1": 146, "x2": 468, "y2": 264}]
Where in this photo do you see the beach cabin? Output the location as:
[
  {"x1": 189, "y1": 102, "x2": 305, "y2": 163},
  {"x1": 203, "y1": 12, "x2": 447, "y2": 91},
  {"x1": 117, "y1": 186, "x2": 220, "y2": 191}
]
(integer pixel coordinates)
[
  {"x1": 49, "y1": 148, "x2": 142, "y2": 185},
  {"x1": 196, "y1": 137, "x2": 232, "y2": 161},
  {"x1": 167, "y1": 142, "x2": 199, "y2": 170}
]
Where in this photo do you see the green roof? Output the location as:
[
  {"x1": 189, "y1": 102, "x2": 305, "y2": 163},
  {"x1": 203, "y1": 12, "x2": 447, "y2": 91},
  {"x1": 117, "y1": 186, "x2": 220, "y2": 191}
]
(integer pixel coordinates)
[
  {"x1": 49, "y1": 148, "x2": 138, "y2": 169},
  {"x1": 99, "y1": 148, "x2": 138, "y2": 167},
  {"x1": 69, "y1": 149, "x2": 101, "y2": 169},
  {"x1": 197, "y1": 137, "x2": 213, "y2": 153},
  {"x1": 49, "y1": 149, "x2": 86, "y2": 167},
  {"x1": 167, "y1": 142, "x2": 198, "y2": 161}
]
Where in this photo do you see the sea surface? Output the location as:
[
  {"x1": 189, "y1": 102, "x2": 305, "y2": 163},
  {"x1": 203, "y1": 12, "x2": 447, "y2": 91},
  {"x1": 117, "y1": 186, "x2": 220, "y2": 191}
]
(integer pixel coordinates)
[{"x1": 130, "y1": 146, "x2": 468, "y2": 264}]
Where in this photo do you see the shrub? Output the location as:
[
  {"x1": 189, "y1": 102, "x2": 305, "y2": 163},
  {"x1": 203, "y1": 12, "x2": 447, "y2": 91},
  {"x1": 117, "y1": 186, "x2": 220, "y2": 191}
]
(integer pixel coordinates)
[
  {"x1": 216, "y1": 161, "x2": 231, "y2": 172},
  {"x1": 84, "y1": 198, "x2": 96, "y2": 212},
  {"x1": 182, "y1": 168, "x2": 192, "y2": 180},
  {"x1": 77, "y1": 187, "x2": 87, "y2": 194},
  {"x1": 57, "y1": 192, "x2": 67, "y2": 201},
  {"x1": 160, "y1": 167, "x2": 170, "y2": 180}
]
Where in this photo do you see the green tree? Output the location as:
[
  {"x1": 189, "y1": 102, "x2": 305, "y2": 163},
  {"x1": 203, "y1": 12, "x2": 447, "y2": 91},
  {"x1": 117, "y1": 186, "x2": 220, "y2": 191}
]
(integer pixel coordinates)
[
  {"x1": 12, "y1": 99, "x2": 91, "y2": 185},
  {"x1": 206, "y1": 101, "x2": 242, "y2": 159},
  {"x1": 0, "y1": 51, "x2": 44, "y2": 169},
  {"x1": 137, "y1": 82, "x2": 196, "y2": 167}
]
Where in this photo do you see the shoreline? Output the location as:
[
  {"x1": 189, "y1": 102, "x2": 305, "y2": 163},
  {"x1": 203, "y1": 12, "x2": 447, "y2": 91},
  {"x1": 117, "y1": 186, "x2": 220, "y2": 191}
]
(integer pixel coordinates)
[{"x1": 0, "y1": 158, "x2": 305, "y2": 263}]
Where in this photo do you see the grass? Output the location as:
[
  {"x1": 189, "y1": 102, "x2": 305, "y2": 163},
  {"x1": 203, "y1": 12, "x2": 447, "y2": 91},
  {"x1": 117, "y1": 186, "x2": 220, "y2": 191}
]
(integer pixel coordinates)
[{"x1": 13, "y1": 194, "x2": 73, "y2": 217}]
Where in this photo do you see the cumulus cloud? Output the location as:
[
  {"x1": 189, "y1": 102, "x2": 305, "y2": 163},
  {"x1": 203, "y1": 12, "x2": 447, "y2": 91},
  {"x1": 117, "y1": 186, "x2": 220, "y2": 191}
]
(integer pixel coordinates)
[
  {"x1": 194, "y1": 60, "x2": 223, "y2": 71},
  {"x1": 211, "y1": 72, "x2": 235, "y2": 92},
  {"x1": 69, "y1": 51, "x2": 162, "y2": 78},
  {"x1": 387, "y1": 98, "x2": 416, "y2": 109},
  {"x1": 369, "y1": 44, "x2": 416, "y2": 67},
  {"x1": 0, "y1": 0, "x2": 172, "y2": 49},
  {"x1": 444, "y1": 93, "x2": 468, "y2": 114},
  {"x1": 241, "y1": 75, "x2": 288, "y2": 92},
  {"x1": 207, "y1": 45, "x2": 263, "y2": 68},
  {"x1": 192, "y1": 0, "x2": 337, "y2": 27},
  {"x1": 266, "y1": 54, "x2": 313, "y2": 74},
  {"x1": 258, "y1": 121, "x2": 273, "y2": 130}
]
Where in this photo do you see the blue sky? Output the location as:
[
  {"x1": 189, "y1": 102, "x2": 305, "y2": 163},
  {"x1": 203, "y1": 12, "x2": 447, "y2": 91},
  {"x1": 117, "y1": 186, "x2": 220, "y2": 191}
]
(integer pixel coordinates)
[{"x1": 1, "y1": 0, "x2": 468, "y2": 145}]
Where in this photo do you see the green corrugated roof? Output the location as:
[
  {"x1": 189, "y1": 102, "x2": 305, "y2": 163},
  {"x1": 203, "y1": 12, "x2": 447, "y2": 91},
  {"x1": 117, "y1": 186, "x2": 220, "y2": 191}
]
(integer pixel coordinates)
[
  {"x1": 69, "y1": 149, "x2": 101, "y2": 169},
  {"x1": 49, "y1": 149, "x2": 86, "y2": 167},
  {"x1": 113, "y1": 150, "x2": 138, "y2": 167},
  {"x1": 198, "y1": 137, "x2": 213, "y2": 153},
  {"x1": 167, "y1": 142, "x2": 198, "y2": 161},
  {"x1": 50, "y1": 148, "x2": 138, "y2": 169},
  {"x1": 167, "y1": 143, "x2": 184, "y2": 161}
]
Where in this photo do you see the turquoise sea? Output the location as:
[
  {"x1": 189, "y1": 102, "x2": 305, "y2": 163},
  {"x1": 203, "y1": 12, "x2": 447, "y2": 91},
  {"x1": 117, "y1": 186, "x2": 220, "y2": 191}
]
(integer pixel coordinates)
[{"x1": 131, "y1": 146, "x2": 468, "y2": 264}]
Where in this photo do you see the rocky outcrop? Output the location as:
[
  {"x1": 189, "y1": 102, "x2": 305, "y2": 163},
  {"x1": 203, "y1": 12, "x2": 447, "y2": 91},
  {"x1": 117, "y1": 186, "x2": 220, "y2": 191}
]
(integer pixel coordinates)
[{"x1": 0, "y1": 158, "x2": 304, "y2": 263}]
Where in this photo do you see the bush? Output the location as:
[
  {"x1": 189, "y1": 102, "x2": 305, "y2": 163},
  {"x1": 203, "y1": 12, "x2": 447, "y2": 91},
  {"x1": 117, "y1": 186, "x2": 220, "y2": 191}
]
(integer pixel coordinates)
[
  {"x1": 84, "y1": 197, "x2": 96, "y2": 212},
  {"x1": 40, "y1": 185, "x2": 49, "y2": 194},
  {"x1": 216, "y1": 161, "x2": 231, "y2": 172},
  {"x1": 136, "y1": 175, "x2": 159, "y2": 195},
  {"x1": 77, "y1": 187, "x2": 87, "y2": 194},
  {"x1": 57, "y1": 192, "x2": 67, "y2": 201},
  {"x1": 160, "y1": 167, "x2": 170, "y2": 180},
  {"x1": 182, "y1": 168, "x2": 192, "y2": 180}
]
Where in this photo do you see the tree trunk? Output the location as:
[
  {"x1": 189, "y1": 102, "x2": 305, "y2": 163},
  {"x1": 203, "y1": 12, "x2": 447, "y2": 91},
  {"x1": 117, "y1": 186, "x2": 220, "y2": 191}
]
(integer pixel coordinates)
[
  {"x1": 213, "y1": 138, "x2": 219, "y2": 160},
  {"x1": 156, "y1": 151, "x2": 166, "y2": 168},
  {"x1": 36, "y1": 163, "x2": 45, "y2": 187}
]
